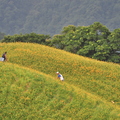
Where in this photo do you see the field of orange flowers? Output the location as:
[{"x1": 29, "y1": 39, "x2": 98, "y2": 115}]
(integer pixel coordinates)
[{"x1": 0, "y1": 42, "x2": 120, "y2": 119}]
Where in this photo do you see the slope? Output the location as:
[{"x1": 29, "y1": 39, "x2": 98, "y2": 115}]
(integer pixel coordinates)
[
  {"x1": 0, "y1": 42, "x2": 120, "y2": 106},
  {"x1": 0, "y1": 0, "x2": 120, "y2": 35},
  {"x1": 0, "y1": 62, "x2": 120, "y2": 120}
]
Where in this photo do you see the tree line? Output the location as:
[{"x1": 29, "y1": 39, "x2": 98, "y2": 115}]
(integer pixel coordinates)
[{"x1": 1, "y1": 22, "x2": 120, "y2": 63}]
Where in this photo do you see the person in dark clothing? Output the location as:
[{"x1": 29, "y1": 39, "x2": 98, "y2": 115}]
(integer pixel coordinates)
[{"x1": 2, "y1": 52, "x2": 7, "y2": 61}]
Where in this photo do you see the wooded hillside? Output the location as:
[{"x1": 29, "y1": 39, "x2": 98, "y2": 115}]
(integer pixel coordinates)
[{"x1": 0, "y1": 0, "x2": 120, "y2": 36}]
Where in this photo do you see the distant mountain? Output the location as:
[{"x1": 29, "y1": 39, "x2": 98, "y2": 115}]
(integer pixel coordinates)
[{"x1": 0, "y1": 0, "x2": 120, "y2": 36}]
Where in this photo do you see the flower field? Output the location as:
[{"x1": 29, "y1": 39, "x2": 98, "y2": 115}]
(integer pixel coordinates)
[{"x1": 0, "y1": 42, "x2": 120, "y2": 119}]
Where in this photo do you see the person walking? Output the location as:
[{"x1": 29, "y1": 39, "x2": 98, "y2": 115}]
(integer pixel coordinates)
[
  {"x1": 2, "y1": 52, "x2": 7, "y2": 61},
  {"x1": 56, "y1": 72, "x2": 64, "y2": 81}
]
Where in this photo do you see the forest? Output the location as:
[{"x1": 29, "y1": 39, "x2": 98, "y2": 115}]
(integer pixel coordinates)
[
  {"x1": 1, "y1": 22, "x2": 120, "y2": 63},
  {"x1": 0, "y1": 0, "x2": 120, "y2": 36}
]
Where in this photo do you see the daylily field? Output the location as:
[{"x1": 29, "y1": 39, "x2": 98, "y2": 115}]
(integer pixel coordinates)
[{"x1": 0, "y1": 43, "x2": 120, "y2": 120}]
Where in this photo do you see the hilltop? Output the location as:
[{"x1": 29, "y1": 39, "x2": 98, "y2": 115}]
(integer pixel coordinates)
[
  {"x1": 0, "y1": 0, "x2": 120, "y2": 35},
  {"x1": 0, "y1": 42, "x2": 120, "y2": 119}
]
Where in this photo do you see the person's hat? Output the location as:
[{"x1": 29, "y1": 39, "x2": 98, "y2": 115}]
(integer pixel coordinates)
[{"x1": 56, "y1": 72, "x2": 59, "y2": 74}]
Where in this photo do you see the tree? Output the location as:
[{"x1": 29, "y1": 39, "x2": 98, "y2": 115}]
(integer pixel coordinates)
[
  {"x1": 50, "y1": 34, "x2": 65, "y2": 49},
  {"x1": 61, "y1": 25, "x2": 76, "y2": 34},
  {"x1": 77, "y1": 22, "x2": 111, "y2": 60},
  {"x1": 1, "y1": 33, "x2": 50, "y2": 45},
  {"x1": 107, "y1": 28, "x2": 120, "y2": 62},
  {"x1": 51, "y1": 22, "x2": 119, "y2": 63}
]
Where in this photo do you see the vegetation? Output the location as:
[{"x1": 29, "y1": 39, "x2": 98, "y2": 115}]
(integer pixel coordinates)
[
  {"x1": 0, "y1": 62, "x2": 120, "y2": 120},
  {"x1": 0, "y1": 42, "x2": 120, "y2": 119},
  {"x1": 1, "y1": 33, "x2": 50, "y2": 45},
  {"x1": 0, "y1": 32, "x2": 5, "y2": 40},
  {"x1": 0, "y1": 0, "x2": 120, "y2": 35},
  {"x1": 1, "y1": 22, "x2": 120, "y2": 63},
  {"x1": 50, "y1": 22, "x2": 120, "y2": 63}
]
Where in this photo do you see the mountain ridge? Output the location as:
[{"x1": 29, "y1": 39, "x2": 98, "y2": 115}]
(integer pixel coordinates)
[{"x1": 0, "y1": 0, "x2": 120, "y2": 35}]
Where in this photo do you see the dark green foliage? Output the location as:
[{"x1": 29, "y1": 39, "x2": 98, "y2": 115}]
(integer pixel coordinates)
[
  {"x1": 1, "y1": 22, "x2": 120, "y2": 63},
  {"x1": 107, "y1": 28, "x2": 120, "y2": 62},
  {"x1": 1, "y1": 33, "x2": 50, "y2": 44},
  {"x1": 50, "y1": 22, "x2": 120, "y2": 63},
  {"x1": 50, "y1": 34, "x2": 65, "y2": 49}
]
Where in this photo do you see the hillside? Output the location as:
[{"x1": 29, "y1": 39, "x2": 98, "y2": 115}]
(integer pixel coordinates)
[
  {"x1": 0, "y1": 0, "x2": 120, "y2": 35},
  {"x1": 0, "y1": 43, "x2": 120, "y2": 119},
  {"x1": 0, "y1": 42, "x2": 120, "y2": 102},
  {"x1": 0, "y1": 62, "x2": 120, "y2": 119}
]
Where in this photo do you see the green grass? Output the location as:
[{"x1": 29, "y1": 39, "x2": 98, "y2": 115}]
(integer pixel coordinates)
[
  {"x1": 0, "y1": 62, "x2": 120, "y2": 120},
  {"x1": 0, "y1": 42, "x2": 120, "y2": 119}
]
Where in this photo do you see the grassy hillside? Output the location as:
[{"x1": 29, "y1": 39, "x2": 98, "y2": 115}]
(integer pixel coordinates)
[
  {"x1": 0, "y1": 42, "x2": 120, "y2": 119},
  {"x1": 0, "y1": 62, "x2": 120, "y2": 120}
]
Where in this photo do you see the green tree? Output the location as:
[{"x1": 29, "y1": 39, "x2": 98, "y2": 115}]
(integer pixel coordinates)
[
  {"x1": 107, "y1": 28, "x2": 120, "y2": 62},
  {"x1": 50, "y1": 34, "x2": 65, "y2": 49},
  {"x1": 51, "y1": 22, "x2": 120, "y2": 63},
  {"x1": 61, "y1": 25, "x2": 76, "y2": 34},
  {"x1": 1, "y1": 33, "x2": 50, "y2": 45},
  {"x1": 77, "y1": 22, "x2": 111, "y2": 61}
]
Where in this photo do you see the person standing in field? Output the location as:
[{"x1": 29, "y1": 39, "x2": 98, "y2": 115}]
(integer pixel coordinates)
[
  {"x1": 2, "y1": 52, "x2": 7, "y2": 61},
  {"x1": 56, "y1": 72, "x2": 64, "y2": 81}
]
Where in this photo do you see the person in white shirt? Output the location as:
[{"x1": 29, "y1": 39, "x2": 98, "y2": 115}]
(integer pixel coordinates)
[{"x1": 56, "y1": 72, "x2": 64, "y2": 81}]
